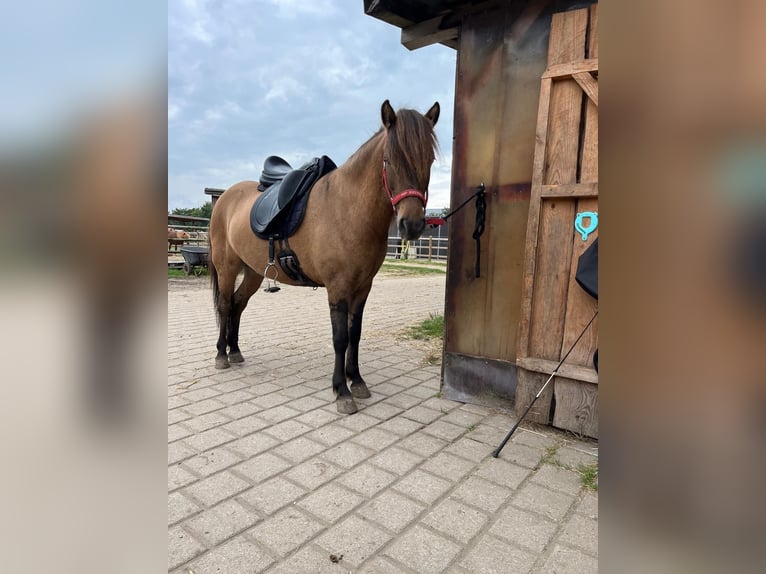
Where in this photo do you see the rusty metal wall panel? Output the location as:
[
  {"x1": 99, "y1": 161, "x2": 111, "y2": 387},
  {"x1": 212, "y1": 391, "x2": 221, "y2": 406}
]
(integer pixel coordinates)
[{"x1": 445, "y1": 2, "x2": 552, "y2": 363}]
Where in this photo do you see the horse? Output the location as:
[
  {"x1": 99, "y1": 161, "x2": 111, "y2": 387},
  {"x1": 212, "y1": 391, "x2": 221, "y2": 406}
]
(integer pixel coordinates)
[{"x1": 208, "y1": 100, "x2": 440, "y2": 414}]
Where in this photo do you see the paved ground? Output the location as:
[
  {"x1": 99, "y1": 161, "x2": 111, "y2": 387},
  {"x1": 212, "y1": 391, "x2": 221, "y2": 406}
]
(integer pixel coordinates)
[{"x1": 168, "y1": 273, "x2": 598, "y2": 573}]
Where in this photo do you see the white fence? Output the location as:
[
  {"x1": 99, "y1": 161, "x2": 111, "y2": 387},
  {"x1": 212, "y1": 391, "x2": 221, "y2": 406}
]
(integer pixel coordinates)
[{"x1": 386, "y1": 236, "x2": 448, "y2": 262}]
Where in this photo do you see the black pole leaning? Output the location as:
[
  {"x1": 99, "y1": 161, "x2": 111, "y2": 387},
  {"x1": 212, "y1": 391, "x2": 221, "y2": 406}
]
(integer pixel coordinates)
[{"x1": 492, "y1": 310, "x2": 598, "y2": 458}]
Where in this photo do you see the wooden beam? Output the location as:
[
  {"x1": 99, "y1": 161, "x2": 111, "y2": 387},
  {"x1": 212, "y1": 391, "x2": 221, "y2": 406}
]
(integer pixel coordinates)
[
  {"x1": 572, "y1": 72, "x2": 598, "y2": 106},
  {"x1": 517, "y1": 357, "x2": 598, "y2": 385},
  {"x1": 401, "y1": 15, "x2": 458, "y2": 51},
  {"x1": 540, "y1": 183, "x2": 598, "y2": 198},
  {"x1": 542, "y1": 59, "x2": 598, "y2": 79}
]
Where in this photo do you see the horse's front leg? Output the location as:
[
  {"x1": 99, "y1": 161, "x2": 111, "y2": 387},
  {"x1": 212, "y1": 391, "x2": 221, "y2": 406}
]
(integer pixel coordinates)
[
  {"x1": 346, "y1": 293, "x2": 371, "y2": 399},
  {"x1": 329, "y1": 300, "x2": 358, "y2": 414}
]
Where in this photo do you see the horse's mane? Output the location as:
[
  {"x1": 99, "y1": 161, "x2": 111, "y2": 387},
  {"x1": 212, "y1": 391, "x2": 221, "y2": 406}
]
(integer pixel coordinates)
[
  {"x1": 348, "y1": 108, "x2": 438, "y2": 187},
  {"x1": 386, "y1": 109, "x2": 439, "y2": 188}
]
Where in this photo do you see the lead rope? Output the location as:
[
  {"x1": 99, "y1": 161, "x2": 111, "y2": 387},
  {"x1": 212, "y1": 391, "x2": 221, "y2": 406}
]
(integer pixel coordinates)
[{"x1": 427, "y1": 183, "x2": 486, "y2": 278}]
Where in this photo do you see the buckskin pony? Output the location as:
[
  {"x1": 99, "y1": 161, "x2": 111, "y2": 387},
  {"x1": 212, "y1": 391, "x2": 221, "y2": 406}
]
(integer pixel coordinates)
[{"x1": 209, "y1": 100, "x2": 440, "y2": 414}]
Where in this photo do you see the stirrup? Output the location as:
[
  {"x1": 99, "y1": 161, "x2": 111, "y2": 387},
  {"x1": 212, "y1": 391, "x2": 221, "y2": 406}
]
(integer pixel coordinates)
[{"x1": 263, "y1": 262, "x2": 281, "y2": 293}]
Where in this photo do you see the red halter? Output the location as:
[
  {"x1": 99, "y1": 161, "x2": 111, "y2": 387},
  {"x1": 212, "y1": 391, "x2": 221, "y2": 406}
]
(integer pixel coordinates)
[{"x1": 382, "y1": 159, "x2": 428, "y2": 211}]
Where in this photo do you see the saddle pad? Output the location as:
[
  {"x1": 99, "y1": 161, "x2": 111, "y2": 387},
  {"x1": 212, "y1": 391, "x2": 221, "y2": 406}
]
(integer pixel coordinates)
[{"x1": 250, "y1": 155, "x2": 336, "y2": 239}]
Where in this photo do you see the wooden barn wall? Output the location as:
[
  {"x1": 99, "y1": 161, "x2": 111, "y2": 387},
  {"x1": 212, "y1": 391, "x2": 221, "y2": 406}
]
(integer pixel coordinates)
[{"x1": 442, "y1": 1, "x2": 558, "y2": 406}]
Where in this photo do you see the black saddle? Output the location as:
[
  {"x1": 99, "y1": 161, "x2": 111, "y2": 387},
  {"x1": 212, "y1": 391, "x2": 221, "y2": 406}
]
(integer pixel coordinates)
[{"x1": 250, "y1": 155, "x2": 336, "y2": 239}]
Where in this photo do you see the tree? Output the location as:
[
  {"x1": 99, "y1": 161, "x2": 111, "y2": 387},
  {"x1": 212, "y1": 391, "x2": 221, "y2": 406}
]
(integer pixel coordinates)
[{"x1": 170, "y1": 201, "x2": 212, "y2": 219}]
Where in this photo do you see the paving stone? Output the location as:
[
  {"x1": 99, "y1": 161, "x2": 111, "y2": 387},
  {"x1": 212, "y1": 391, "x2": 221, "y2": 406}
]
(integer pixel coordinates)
[
  {"x1": 403, "y1": 384, "x2": 440, "y2": 399},
  {"x1": 168, "y1": 526, "x2": 206, "y2": 570},
  {"x1": 575, "y1": 491, "x2": 598, "y2": 517},
  {"x1": 250, "y1": 392, "x2": 291, "y2": 410},
  {"x1": 422, "y1": 498, "x2": 488, "y2": 544},
  {"x1": 285, "y1": 458, "x2": 344, "y2": 490},
  {"x1": 188, "y1": 535, "x2": 274, "y2": 573},
  {"x1": 444, "y1": 437, "x2": 491, "y2": 463},
  {"x1": 398, "y1": 432, "x2": 448, "y2": 457},
  {"x1": 357, "y1": 490, "x2": 425, "y2": 533},
  {"x1": 489, "y1": 506, "x2": 558, "y2": 552},
  {"x1": 184, "y1": 499, "x2": 261, "y2": 546},
  {"x1": 215, "y1": 389, "x2": 256, "y2": 406},
  {"x1": 262, "y1": 419, "x2": 313, "y2": 441},
  {"x1": 316, "y1": 515, "x2": 391, "y2": 567},
  {"x1": 422, "y1": 419, "x2": 465, "y2": 441},
  {"x1": 512, "y1": 483, "x2": 576, "y2": 522},
  {"x1": 556, "y1": 446, "x2": 598, "y2": 468},
  {"x1": 557, "y1": 512, "x2": 598, "y2": 555},
  {"x1": 249, "y1": 507, "x2": 325, "y2": 557},
  {"x1": 401, "y1": 405, "x2": 443, "y2": 424},
  {"x1": 221, "y1": 413, "x2": 270, "y2": 436},
  {"x1": 337, "y1": 463, "x2": 398, "y2": 497},
  {"x1": 451, "y1": 476, "x2": 513, "y2": 513},
  {"x1": 308, "y1": 423, "x2": 357, "y2": 446},
  {"x1": 336, "y1": 412, "x2": 380, "y2": 432},
  {"x1": 233, "y1": 452, "x2": 291, "y2": 484},
  {"x1": 440, "y1": 408, "x2": 484, "y2": 428},
  {"x1": 295, "y1": 407, "x2": 340, "y2": 428},
  {"x1": 179, "y1": 387, "x2": 221, "y2": 403},
  {"x1": 249, "y1": 382, "x2": 284, "y2": 396},
  {"x1": 360, "y1": 401, "x2": 404, "y2": 420},
  {"x1": 541, "y1": 544, "x2": 598, "y2": 574},
  {"x1": 273, "y1": 436, "x2": 327, "y2": 463},
  {"x1": 227, "y1": 432, "x2": 281, "y2": 458},
  {"x1": 183, "y1": 427, "x2": 238, "y2": 453},
  {"x1": 370, "y1": 382, "x2": 405, "y2": 396},
  {"x1": 298, "y1": 482, "x2": 366, "y2": 523},
  {"x1": 183, "y1": 448, "x2": 242, "y2": 478},
  {"x1": 168, "y1": 440, "x2": 197, "y2": 465},
  {"x1": 168, "y1": 491, "x2": 201, "y2": 525},
  {"x1": 377, "y1": 416, "x2": 424, "y2": 437},
  {"x1": 494, "y1": 442, "x2": 545, "y2": 469},
  {"x1": 184, "y1": 398, "x2": 227, "y2": 416},
  {"x1": 239, "y1": 477, "x2": 306, "y2": 515},
  {"x1": 475, "y1": 457, "x2": 531, "y2": 490},
  {"x1": 383, "y1": 525, "x2": 462, "y2": 574},
  {"x1": 267, "y1": 546, "x2": 349, "y2": 574},
  {"x1": 383, "y1": 393, "x2": 422, "y2": 409},
  {"x1": 320, "y1": 441, "x2": 375, "y2": 469},
  {"x1": 357, "y1": 556, "x2": 411, "y2": 574},
  {"x1": 459, "y1": 534, "x2": 536, "y2": 574},
  {"x1": 370, "y1": 446, "x2": 423, "y2": 476},
  {"x1": 350, "y1": 427, "x2": 401, "y2": 451},
  {"x1": 512, "y1": 429, "x2": 558, "y2": 449},
  {"x1": 169, "y1": 464, "x2": 198, "y2": 491},
  {"x1": 259, "y1": 404, "x2": 301, "y2": 423},
  {"x1": 168, "y1": 408, "x2": 192, "y2": 425},
  {"x1": 420, "y1": 452, "x2": 476, "y2": 482},
  {"x1": 181, "y1": 411, "x2": 231, "y2": 432},
  {"x1": 532, "y1": 463, "x2": 583, "y2": 495},
  {"x1": 168, "y1": 423, "x2": 194, "y2": 442},
  {"x1": 466, "y1": 423, "x2": 507, "y2": 445},
  {"x1": 184, "y1": 471, "x2": 251, "y2": 507},
  {"x1": 393, "y1": 469, "x2": 452, "y2": 505}
]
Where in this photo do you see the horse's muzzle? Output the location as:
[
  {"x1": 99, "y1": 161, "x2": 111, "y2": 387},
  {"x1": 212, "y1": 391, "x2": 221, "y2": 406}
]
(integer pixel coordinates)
[{"x1": 399, "y1": 216, "x2": 425, "y2": 240}]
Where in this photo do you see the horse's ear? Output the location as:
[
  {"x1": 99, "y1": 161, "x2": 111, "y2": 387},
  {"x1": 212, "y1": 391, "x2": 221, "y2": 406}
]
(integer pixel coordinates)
[
  {"x1": 381, "y1": 100, "x2": 397, "y2": 129},
  {"x1": 425, "y1": 102, "x2": 440, "y2": 126}
]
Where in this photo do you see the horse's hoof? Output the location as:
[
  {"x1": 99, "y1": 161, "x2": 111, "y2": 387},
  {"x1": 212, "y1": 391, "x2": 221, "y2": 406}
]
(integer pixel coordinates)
[
  {"x1": 215, "y1": 356, "x2": 230, "y2": 369},
  {"x1": 350, "y1": 382, "x2": 371, "y2": 399},
  {"x1": 336, "y1": 397, "x2": 358, "y2": 415},
  {"x1": 228, "y1": 351, "x2": 244, "y2": 364}
]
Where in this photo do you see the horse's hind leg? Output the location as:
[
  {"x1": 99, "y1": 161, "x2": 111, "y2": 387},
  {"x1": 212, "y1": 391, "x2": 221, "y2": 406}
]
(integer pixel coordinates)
[
  {"x1": 227, "y1": 266, "x2": 263, "y2": 364},
  {"x1": 211, "y1": 256, "x2": 241, "y2": 370},
  {"x1": 346, "y1": 286, "x2": 372, "y2": 399}
]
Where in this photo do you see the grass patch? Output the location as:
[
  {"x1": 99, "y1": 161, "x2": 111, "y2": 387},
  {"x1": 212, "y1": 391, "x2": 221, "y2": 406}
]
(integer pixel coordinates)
[
  {"x1": 406, "y1": 313, "x2": 444, "y2": 340},
  {"x1": 577, "y1": 462, "x2": 599, "y2": 491},
  {"x1": 168, "y1": 267, "x2": 209, "y2": 278},
  {"x1": 380, "y1": 262, "x2": 446, "y2": 276}
]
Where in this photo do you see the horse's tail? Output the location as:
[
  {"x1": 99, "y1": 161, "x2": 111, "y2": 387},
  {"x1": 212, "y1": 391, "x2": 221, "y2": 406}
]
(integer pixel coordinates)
[{"x1": 208, "y1": 235, "x2": 221, "y2": 325}]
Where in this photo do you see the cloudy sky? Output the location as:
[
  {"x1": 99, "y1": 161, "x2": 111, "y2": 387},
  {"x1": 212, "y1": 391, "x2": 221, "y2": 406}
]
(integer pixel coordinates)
[{"x1": 168, "y1": 0, "x2": 457, "y2": 210}]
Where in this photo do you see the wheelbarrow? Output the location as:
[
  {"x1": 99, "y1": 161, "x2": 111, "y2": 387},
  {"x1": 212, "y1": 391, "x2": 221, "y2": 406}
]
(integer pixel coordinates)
[{"x1": 179, "y1": 246, "x2": 209, "y2": 276}]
